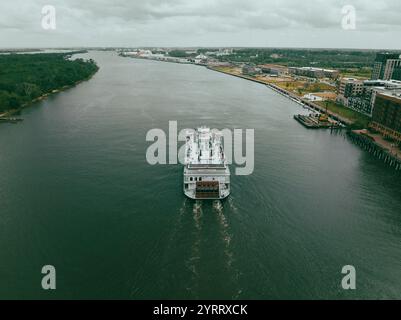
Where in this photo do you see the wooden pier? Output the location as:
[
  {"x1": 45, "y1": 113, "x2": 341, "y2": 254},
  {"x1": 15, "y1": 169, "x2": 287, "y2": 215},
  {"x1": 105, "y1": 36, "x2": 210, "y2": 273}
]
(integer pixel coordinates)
[{"x1": 347, "y1": 130, "x2": 401, "y2": 170}]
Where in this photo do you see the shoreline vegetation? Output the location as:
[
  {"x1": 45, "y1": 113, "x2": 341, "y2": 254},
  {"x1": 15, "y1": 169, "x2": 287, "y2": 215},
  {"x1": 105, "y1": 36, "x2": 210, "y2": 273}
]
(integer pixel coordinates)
[
  {"x1": 122, "y1": 47, "x2": 379, "y2": 129},
  {"x1": 206, "y1": 65, "x2": 401, "y2": 169},
  {"x1": 207, "y1": 65, "x2": 370, "y2": 129},
  {"x1": 209, "y1": 48, "x2": 377, "y2": 70},
  {"x1": 0, "y1": 51, "x2": 99, "y2": 120}
]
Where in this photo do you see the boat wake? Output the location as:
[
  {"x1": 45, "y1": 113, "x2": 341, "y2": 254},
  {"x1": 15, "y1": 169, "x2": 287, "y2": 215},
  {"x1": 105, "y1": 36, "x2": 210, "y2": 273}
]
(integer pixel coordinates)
[
  {"x1": 193, "y1": 201, "x2": 203, "y2": 231},
  {"x1": 227, "y1": 197, "x2": 239, "y2": 215},
  {"x1": 185, "y1": 201, "x2": 203, "y2": 297},
  {"x1": 213, "y1": 200, "x2": 232, "y2": 262},
  {"x1": 213, "y1": 200, "x2": 242, "y2": 298}
]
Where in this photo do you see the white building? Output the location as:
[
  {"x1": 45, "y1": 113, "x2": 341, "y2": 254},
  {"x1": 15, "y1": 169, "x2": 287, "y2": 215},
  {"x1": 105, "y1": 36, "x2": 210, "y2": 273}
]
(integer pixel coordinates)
[
  {"x1": 194, "y1": 54, "x2": 208, "y2": 65},
  {"x1": 303, "y1": 93, "x2": 324, "y2": 102}
]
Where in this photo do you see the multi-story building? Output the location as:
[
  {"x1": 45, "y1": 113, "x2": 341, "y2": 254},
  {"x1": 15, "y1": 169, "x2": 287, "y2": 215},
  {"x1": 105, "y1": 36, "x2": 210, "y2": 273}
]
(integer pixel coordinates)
[
  {"x1": 347, "y1": 96, "x2": 374, "y2": 116},
  {"x1": 370, "y1": 91, "x2": 401, "y2": 143},
  {"x1": 242, "y1": 64, "x2": 261, "y2": 76},
  {"x1": 383, "y1": 59, "x2": 401, "y2": 81},
  {"x1": 289, "y1": 67, "x2": 339, "y2": 79},
  {"x1": 337, "y1": 79, "x2": 401, "y2": 117},
  {"x1": 337, "y1": 78, "x2": 365, "y2": 111},
  {"x1": 338, "y1": 78, "x2": 364, "y2": 98},
  {"x1": 371, "y1": 53, "x2": 401, "y2": 80},
  {"x1": 392, "y1": 66, "x2": 401, "y2": 81},
  {"x1": 260, "y1": 64, "x2": 288, "y2": 76},
  {"x1": 322, "y1": 69, "x2": 340, "y2": 79}
]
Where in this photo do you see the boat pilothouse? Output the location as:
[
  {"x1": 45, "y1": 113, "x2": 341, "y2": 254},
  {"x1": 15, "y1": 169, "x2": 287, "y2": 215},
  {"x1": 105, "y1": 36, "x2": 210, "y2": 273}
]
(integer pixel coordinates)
[{"x1": 184, "y1": 127, "x2": 230, "y2": 200}]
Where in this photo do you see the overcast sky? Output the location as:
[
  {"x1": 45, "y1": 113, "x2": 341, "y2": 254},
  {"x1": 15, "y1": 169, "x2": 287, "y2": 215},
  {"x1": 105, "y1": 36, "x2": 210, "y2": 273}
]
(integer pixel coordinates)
[{"x1": 1, "y1": 0, "x2": 401, "y2": 49}]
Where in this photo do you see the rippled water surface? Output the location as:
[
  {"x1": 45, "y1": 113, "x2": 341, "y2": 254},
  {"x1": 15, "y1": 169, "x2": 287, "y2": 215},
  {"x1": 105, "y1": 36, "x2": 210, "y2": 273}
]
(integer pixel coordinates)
[{"x1": 1, "y1": 52, "x2": 401, "y2": 299}]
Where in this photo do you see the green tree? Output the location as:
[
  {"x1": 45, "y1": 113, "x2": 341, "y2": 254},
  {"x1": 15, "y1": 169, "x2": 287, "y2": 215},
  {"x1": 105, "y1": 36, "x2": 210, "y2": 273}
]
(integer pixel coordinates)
[{"x1": 0, "y1": 52, "x2": 98, "y2": 113}]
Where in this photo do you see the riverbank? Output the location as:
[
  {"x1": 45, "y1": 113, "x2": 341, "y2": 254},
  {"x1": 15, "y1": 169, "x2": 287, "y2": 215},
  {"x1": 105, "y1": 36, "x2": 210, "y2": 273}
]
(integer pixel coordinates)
[
  {"x1": 0, "y1": 68, "x2": 99, "y2": 121},
  {"x1": 0, "y1": 52, "x2": 99, "y2": 121},
  {"x1": 207, "y1": 66, "x2": 355, "y2": 126},
  {"x1": 207, "y1": 65, "x2": 401, "y2": 170},
  {"x1": 348, "y1": 130, "x2": 401, "y2": 170}
]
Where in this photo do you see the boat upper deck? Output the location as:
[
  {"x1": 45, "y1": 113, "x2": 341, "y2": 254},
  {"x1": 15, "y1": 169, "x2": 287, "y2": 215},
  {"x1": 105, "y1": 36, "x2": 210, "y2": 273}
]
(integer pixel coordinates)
[{"x1": 184, "y1": 127, "x2": 226, "y2": 167}]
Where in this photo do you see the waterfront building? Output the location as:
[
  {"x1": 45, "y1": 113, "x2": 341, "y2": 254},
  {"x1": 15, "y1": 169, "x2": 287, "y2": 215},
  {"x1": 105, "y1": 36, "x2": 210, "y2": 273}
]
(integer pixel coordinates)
[
  {"x1": 363, "y1": 79, "x2": 401, "y2": 90},
  {"x1": 383, "y1": 59, "x2": 401, "y2": 80},
  {"x1": 137, "y1": 49, "x2": 153, "y2": 58},
  {"x1": 347, "y1": 96, "x2": 374, "y2": 116},
  {"x1": 337, "y1": 79, "x2": 401, "y2": 117},
  {"x1": 288, "y1": 67, "x2": 339, "y2": 79},
  {"x1": 371, "y1": 53, "x2": 401, "y2": 80},
  {"x1": 338, "y1": 78, "x2": 364, "y2": 98},
  {"x1": 242, "y1": 64, "x2": 262, "y2": 76},
  {"x1": 337, "y1": 78, "x2": 365, "y2": 111},
  {"x1": 260, "y1": 64, "x2": 288, "y2": 76},
  {"x1": 370, "y1": 91, "x2": 401, "y2": 143},
  {"x1": 194, "y1": 54, "x2": 208, "y2": 65},
  {"x1": 392, "y1": 66, "x2": 401, "y2": 81}
]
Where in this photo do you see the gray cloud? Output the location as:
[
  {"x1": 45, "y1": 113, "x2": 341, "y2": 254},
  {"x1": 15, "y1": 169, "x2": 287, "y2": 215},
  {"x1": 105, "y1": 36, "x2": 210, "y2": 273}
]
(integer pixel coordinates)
[{"x1": 0, "y1": 0, "x2": 401, "y2": 48}]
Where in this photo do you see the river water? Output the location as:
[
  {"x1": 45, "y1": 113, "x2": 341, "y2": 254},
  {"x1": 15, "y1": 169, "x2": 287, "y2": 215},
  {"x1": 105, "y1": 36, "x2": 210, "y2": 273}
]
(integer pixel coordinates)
[{"x1": 1, "y1": 51, "x2": 401, "y2": 299}]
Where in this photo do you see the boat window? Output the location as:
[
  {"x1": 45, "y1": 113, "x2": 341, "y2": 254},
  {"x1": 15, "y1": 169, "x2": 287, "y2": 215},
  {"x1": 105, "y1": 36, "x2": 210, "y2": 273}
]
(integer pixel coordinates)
[
  {"x1": 190, "y1": 177, "x2": 193, "y2": 181},
  {"x1": 199, "y1": 177, "x2": 202, "y2": 182}
]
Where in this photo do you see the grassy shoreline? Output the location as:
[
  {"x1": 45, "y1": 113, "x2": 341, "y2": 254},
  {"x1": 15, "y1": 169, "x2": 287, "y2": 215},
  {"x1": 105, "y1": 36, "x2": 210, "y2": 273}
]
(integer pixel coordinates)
[
  {"x1": 315, "y1": 101, "x2": 370, "y2": 128},
  {"x1": 208, "y1": 66, "x2": 369, "y2": 128}
]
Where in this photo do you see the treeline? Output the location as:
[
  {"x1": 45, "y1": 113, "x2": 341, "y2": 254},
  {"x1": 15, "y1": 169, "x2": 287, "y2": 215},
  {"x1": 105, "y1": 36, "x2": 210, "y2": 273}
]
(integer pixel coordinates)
[
  {"x1": 0, "y1": 53, "x2": 98, "y2": 113},
  {"x1": 168, "y1": 50, "x2": 193, "y2": 58},
  {"x1": 215, "y1": 48, "x2": 384, "y2": 69}
]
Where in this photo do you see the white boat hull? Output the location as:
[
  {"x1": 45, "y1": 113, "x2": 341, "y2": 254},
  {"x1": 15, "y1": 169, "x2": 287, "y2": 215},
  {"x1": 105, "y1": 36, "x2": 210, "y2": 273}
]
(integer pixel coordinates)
[{"x1": 183, "y1": 127, "x2": 231, "y2": 200}]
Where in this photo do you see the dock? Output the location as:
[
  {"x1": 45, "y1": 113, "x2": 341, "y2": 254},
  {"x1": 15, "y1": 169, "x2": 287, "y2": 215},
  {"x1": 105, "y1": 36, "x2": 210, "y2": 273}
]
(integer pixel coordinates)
[
  {"x1": 207, "y1": 67, "x2": 353, "y2": 127},
  {"x1": 348, "y1": 130, "x2": 401, "y2": 170},
  {"x1": 294, "y1": 114, "x2": 341, "y2": 129}
]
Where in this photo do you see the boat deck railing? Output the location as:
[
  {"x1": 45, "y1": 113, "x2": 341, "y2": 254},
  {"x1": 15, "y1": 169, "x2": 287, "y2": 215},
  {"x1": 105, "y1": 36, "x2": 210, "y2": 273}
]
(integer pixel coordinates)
[{"x1": 188, "y1": 164, "x2": 226, "y2": 169}]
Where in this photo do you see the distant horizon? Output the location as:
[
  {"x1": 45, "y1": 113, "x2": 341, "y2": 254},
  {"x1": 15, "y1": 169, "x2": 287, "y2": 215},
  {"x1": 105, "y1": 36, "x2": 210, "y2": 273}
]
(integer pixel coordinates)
[{"x1": 1, "y1": 46, "x2": 401, "y2": 52}]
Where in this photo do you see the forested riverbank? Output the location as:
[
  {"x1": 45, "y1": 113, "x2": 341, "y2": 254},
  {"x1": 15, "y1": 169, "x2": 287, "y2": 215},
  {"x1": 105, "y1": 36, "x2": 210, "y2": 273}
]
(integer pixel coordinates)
[{"x1": 0, "y1": 52, "x2": 99, "y2": 116}]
